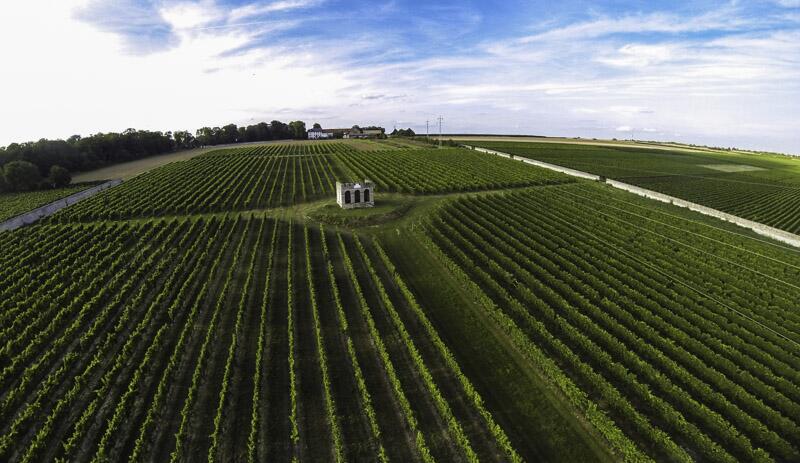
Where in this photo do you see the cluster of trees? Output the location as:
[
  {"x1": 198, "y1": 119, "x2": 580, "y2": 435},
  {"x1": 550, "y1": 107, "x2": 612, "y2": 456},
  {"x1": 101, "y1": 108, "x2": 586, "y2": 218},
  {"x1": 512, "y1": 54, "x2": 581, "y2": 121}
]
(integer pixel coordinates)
[
  {"x1": 193, "y1": 120, "x2": 306, "y2": 146},
  {"x1": 389, "y1": 128, "x2": 415, "y2": 137},
  {"x1": 416, "y1": 136, "x2": 459, "y2": 147},
  {"x1": 0, "y1": 120, "x2": 308, "y2": 193},
  {"x1": 0, "y1": 161, "x2": 71, "y2": 193}
]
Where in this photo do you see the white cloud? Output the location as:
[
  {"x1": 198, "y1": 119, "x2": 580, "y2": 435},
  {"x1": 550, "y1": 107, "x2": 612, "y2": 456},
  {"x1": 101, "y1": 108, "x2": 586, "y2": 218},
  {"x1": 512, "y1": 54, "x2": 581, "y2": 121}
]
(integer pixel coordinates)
[
  {"x1": 0, "y1": 0, "x2": 352, "y2": 145},
  {"x1": 616, "y1": 125, "x2": 634, "y2": 132},
  {"x1": 514, "y1": 9, "x2": 746, "y2": 44},
  {"x1": 228, "y1": 0, "x2": 323, "y2": 22},
  {"x1": 597, "y1": 43, "x2": 678, "y2": 68},
  {"x1": 609, "y1": 105, "x2": 654, "y2": 115},
  {"x1": 466, "y1": 9, "x2": 800, "y2": 152},
  {"x1": 160, "y1": 1, "x2": 221, "y2": 29}
]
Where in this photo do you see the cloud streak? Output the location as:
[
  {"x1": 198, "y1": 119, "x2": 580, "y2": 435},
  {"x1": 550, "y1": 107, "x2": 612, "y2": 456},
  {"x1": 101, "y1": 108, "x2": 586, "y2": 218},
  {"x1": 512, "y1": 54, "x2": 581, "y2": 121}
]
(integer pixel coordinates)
[{"x1": 228, "y1": 0, "x2": 324, "y2": 22}]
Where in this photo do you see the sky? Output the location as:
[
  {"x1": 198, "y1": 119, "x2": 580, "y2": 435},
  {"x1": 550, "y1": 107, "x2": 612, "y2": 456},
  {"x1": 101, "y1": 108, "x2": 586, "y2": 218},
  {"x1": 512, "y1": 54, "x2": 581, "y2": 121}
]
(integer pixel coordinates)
[{"x1": 1, "y1": 0, "x2": 799, "y2": 154}]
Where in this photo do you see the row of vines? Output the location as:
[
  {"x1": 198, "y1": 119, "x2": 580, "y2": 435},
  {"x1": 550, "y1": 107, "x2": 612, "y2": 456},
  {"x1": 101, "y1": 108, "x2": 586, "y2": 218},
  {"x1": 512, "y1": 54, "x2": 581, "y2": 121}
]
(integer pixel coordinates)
[
  {"x1": 54, "y1": 151, "x2": 339, "y2": 220},
  {"x1": 470, "y1": 141, "x2": 800, "y2": 234},
  {"x1": 0, "y1": 217, "x2": 520, "y2": 462},
  {"x1": 630, "y1": 175, "x2": 800, "y2": 233},
  {"x1": 424, "y1": 182, "x2": 800, "y2": 462},
  {"x1": 49, "y1": 144, "x2": 578, "y2": 221},
  {"x1": 0, "y1": 184, "x2": 95, "y2": 222},
  {"x1": 334, "y1": 148, "x2": 574, "y2": 194},
  {"x1": 203, "y1": 142, "x2": 356, "y2": 157}
]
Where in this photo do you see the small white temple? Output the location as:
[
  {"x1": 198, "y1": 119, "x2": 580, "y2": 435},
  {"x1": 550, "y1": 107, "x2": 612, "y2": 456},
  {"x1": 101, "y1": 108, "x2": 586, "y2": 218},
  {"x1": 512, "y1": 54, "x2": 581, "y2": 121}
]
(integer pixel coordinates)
[{"x1": 336, "y1": 180, "x2": 375, "y2": 209}]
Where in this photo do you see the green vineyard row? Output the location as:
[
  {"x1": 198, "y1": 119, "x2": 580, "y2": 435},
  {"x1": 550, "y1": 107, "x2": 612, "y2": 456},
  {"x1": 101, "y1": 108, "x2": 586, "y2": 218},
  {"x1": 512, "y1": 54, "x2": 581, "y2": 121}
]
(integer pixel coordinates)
[
  {"x1": 0, "y1": 217, "x2": 519, "y2": 461},
  {"x1": 424, "y1": 183, "x2": 800, "y2": 462},
  {"x1": 51, "y1": 146, "x2": 575, "y2": 220},
  {"x1": 471, "y1": 141, "x2": 800, "y2": 233}
]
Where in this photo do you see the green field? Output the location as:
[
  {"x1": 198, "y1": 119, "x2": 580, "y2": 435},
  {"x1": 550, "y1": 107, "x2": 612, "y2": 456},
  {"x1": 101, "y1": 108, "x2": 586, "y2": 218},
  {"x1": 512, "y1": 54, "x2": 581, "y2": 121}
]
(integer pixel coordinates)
[
  {"x1": 423, "y1": 182, "x2": 800, "y2": 462},
  {"x1": 1, "y1": 140, "x2": 799, "y2": 462},
  {"x1": 0, "y1": 184, "x2": 96, "y2": 222},
  {"x1": 54, "y1": 144, "x2": 572, "y2": 221},
  {"x1": 469, "y1": 141, "x2": 800, "y2": 233}
]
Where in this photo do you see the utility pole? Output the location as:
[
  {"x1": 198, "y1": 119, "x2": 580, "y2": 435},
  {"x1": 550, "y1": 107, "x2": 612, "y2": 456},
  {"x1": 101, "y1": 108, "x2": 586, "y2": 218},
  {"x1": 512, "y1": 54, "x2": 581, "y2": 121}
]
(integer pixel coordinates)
[
  {"x1": 426, "y1": 120, "x2": 429, "y2": 140},
  {"x1": 437, "y1": 116, "x2": 443, "y2": 148}
]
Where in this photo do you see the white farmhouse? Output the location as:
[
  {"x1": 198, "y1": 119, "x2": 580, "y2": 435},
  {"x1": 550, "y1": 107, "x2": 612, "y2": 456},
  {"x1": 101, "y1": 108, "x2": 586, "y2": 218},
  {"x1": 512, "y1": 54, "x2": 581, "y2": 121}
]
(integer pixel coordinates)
[
  {"x1": 307, "y1": 126, "x2": 333, "y2": 139},
  {"x1": 336, "y1": 180, "x2": 375, "y2": 209}
]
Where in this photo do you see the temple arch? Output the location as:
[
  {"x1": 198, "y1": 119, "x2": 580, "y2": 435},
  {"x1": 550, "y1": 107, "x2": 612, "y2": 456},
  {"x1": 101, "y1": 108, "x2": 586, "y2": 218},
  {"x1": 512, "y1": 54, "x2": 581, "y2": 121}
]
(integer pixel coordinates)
[
  {"x1": 354, "y1": 190, "x2": 361, "y2": 203},
  {"x1": 345, "y1": 190, "x2": 351, "y2": 204}
]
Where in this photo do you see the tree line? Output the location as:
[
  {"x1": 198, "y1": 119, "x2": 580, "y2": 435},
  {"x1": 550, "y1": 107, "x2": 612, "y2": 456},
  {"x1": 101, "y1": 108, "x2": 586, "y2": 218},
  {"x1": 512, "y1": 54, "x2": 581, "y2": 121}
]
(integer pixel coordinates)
[
  {"x1": 389, "y1": 128, "x2": 415, "y2": 137},
  {"x1": 0, "y1": 120, "x2": 308, "y2": 193}
]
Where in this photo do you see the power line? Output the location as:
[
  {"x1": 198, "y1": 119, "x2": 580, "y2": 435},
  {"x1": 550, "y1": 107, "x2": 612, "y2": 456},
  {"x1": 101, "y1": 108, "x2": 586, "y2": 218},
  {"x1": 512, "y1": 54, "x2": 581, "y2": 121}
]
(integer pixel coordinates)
[{"x1": 437, "y1": 116, "x2": 443, "y2": 148}]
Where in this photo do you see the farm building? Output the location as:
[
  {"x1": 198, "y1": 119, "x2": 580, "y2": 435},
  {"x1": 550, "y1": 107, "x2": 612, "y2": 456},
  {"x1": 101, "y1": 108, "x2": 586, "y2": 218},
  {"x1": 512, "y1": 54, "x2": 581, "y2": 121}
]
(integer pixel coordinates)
[
  {"x1": 336, "y1": 180, "x2": 375, "y2": 209},
  {"x1": 343, "y1": 126, "x2": 385, "y2": 139},
  {"x1": 323, "y1": 128, "x2": 346, "y2": 138},
  {"x1": 307, "y1": 126, "x2": 333, "y2": 139}
]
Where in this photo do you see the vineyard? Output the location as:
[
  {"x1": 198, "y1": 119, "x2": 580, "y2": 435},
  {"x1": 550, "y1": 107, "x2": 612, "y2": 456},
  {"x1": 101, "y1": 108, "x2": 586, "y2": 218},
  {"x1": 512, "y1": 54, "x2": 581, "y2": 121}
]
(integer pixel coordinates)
[
  {"x1": 202, "y1": 142, "x2": 357, "y2": 157},
  {"x1": 0, "y1": 216, "x2": 522, "y2": 462},
  {"x1": 424, "y1": 181, "x2": 800, "y2": 462},
  {"x1": 0, "y1": 184, "x2": 96, "y2": 222},
  {"x1": 55, "y1": 148, "x2": 340, "y2": 220},
  {"x1": 469, "y1": 141, "x2": 800, "y2": 233},
  {"x1": 55, "y1": 145, "x2": 573, "y2": 220},
  {"x1": 620, "y1": 175, "x2": 800, "y2": 233},
  {"x1": 2, "y1": 138, "x2": 799, "y2": 462},
  {"x1": 334, "y1": 148, "x2": 573, "y2": 194}
]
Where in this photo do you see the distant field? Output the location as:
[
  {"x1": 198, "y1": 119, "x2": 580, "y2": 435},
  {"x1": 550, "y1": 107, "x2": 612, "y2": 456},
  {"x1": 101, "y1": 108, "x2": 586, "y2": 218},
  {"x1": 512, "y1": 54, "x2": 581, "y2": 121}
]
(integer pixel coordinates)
[
  {"x1": 701, "y1": 164, "x2": 765, "y2": 173},
  {"x1": 451, "y1": 135, "x2": 797, "y2": 158},
  {"x1": 58, "y1": 145, "x2": 573, "y2": 220},
  {"x1": 0, "y1": 183, "x2": 95, "y2": 222},
  {"x1": 450, "y1": 135, "x2": 739, "y2": 155},
  {"x1": 469, "y1": 141, "x2": 800, "y2": 233},
  {"x1": 71, "y1": 146, "x2": 220, "y2": 183}
]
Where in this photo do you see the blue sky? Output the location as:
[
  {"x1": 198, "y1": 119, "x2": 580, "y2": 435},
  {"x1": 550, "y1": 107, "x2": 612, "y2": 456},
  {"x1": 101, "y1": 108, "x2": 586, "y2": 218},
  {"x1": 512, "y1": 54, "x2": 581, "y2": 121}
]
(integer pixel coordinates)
[{"x1": 1, "y1": 0, "x2": 799, "y2": 153}]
